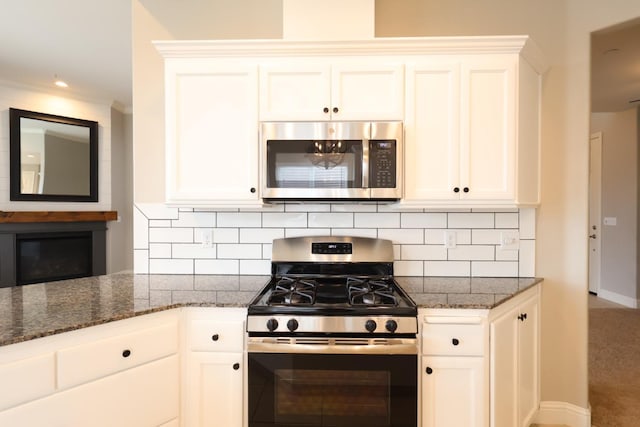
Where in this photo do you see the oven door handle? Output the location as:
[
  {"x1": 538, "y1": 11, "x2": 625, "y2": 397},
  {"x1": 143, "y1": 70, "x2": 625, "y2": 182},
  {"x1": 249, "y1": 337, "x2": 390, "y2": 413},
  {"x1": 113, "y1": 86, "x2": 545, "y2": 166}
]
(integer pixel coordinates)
[{"x1": 248, "y1": 338, "x2": 418, "y2": 355}]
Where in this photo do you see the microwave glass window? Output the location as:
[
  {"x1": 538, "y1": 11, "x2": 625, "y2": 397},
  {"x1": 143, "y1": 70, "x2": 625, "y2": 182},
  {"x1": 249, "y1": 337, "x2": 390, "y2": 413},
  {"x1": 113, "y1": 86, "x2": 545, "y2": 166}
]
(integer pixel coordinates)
[{"x1": 267, "y1": 140, "x2": 363, "y2": 189}]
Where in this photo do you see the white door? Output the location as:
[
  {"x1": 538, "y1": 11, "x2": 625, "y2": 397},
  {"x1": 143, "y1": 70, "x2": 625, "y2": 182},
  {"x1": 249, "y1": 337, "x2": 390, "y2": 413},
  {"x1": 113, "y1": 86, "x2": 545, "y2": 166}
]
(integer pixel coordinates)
[{"x1": 588, "y1": 132, "x2": 602, "y2": 294}]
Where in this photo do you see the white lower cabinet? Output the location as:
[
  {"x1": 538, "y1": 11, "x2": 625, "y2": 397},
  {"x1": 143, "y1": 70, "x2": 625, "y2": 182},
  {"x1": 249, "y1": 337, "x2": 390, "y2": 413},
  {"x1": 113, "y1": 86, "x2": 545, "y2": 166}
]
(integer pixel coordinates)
[
  {"x1": 422, "y1": 356, "x2": 485, "y2": 427},
  {"x1": 490, "y1": 287, "x2": 540, "y2": 427},
  {"x1": 182, "y1": 307, "x2": 246, "y2": 427}
]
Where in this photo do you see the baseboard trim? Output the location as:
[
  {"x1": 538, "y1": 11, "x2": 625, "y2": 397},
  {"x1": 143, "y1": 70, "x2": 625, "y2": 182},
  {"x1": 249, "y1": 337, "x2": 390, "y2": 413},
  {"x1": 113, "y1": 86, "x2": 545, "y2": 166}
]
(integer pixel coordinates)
[
  {"x1": 597, "y1": 289, "x2": 638, "y2": 308},
  {"x1": 533, "y1": 401, "x2": 591, "y2": 427}
]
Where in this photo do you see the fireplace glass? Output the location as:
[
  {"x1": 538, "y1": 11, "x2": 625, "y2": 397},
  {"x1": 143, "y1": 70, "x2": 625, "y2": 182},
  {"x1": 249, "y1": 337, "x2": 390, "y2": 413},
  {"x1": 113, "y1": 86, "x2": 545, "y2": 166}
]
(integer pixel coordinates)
[{"x1": 16, "y1": 231, "x2": 92, "y2": 285}]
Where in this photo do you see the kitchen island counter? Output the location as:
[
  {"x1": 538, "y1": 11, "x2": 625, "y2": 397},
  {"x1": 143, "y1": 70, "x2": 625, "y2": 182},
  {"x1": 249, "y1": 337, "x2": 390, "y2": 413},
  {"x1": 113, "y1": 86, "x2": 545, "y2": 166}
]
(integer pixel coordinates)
[{"x1": 0, "y1": 273, "x2": 542, "y2": 346}]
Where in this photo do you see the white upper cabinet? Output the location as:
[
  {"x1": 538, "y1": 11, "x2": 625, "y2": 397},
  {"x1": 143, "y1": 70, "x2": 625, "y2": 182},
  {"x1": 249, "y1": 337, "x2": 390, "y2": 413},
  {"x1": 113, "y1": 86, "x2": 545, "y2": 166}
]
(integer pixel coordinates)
[
  {"x1": 155, "y1": 37, "x2": 544, "y2": 208},
  {"x1": 162, "y1": 57, "x2": 261, "y2": 207},
  {"x1": 259, "y1": 60, "x2": 404, "y2": 121},
  {"x1": 404, "y1": 51, "x2": 542, "y2": 208}
]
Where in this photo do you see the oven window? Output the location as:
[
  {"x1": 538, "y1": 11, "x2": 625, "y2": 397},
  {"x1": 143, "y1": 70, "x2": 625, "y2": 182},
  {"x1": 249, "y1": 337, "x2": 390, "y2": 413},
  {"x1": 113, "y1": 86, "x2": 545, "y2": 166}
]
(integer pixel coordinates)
[
  {"x1": 248, "y1": 353, "x2": 416, "y2": 427},
  {"x1": 266, "y1": 140, "x2": 363, "y2": 189},
  {"x1": 275, "y1": 369, "x2": 390, "y2": 420}
]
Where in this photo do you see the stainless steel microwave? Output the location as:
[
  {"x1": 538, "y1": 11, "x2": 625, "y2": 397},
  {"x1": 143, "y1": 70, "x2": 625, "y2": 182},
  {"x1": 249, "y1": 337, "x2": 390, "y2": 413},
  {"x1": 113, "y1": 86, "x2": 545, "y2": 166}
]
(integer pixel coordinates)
[{"x1": 261, "y1": 121, "x2": 403, "y2": 201}]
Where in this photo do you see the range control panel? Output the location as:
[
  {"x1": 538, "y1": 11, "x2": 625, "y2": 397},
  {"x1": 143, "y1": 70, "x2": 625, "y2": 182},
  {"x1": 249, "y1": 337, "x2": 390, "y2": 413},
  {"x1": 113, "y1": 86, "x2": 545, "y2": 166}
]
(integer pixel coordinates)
[
  {"x1": 311, "y1": 242, "x2": 353, "y2": 255},
  {"x1": 369, "y1": 140, "x2": 397, "y2": 188}
]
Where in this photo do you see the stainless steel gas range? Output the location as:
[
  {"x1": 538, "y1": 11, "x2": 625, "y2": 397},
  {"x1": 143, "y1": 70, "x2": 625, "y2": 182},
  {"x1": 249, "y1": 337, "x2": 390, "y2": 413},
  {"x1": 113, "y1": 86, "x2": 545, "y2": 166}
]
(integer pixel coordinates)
[{"x1": 247, "y1": 236, "x2": 418, "y2": 427}]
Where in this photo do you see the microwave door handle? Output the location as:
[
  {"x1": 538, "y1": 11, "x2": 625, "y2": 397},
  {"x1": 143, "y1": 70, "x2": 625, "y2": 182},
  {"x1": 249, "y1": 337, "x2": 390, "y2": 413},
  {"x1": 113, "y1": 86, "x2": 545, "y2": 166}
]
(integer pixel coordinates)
[{"x1": 362, "y1": 139, "x2": 369, "y2": 189}]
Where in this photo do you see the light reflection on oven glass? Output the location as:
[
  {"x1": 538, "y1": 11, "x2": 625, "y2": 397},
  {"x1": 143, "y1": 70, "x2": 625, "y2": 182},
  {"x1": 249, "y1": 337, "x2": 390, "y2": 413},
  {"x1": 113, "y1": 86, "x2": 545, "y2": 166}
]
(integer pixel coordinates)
[{"x1": 275, "y1": 369, "x2": 390, "y2": 420}]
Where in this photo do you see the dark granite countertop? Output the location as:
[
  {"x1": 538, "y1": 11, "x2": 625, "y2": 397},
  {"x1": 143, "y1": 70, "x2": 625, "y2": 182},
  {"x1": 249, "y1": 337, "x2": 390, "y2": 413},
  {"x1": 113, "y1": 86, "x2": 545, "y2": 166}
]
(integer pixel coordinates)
[{"x1": 0, "y1": 273, "x2": 542, "y2": 346}]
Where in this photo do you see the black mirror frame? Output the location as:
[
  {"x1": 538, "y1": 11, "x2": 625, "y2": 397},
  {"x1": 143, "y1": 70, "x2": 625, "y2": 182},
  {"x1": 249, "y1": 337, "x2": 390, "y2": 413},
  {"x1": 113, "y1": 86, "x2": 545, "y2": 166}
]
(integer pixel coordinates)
[{"x1": 9, "y1": 108, "x2": 99, "y2": 202}]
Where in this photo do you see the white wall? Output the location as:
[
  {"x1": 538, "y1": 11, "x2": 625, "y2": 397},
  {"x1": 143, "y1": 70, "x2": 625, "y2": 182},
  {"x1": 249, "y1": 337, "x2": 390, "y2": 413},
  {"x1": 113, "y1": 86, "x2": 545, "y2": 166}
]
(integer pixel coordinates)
[
  {"x1": 591, "y1": 108, "x2": 638, "y2": 306},
  {"x1": 0, "y1": 83, "x2": 112, "y2": 211}
]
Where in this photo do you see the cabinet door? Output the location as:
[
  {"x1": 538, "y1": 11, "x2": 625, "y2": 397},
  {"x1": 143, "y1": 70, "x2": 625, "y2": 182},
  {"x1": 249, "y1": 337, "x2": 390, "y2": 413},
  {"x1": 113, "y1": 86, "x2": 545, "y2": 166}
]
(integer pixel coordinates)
[
  {"x1": 165, "y1": 59, "x2": 260, "y2": 206},
  {"x1": 404, "y1": 61, "x2": 460, "y2": 202},
  {"x1": 331, "y1": 63, "x2": 405, "y2": 120},
  {"x1": 259, "y1": 63, "x2": 331, "y2": 121},
  {"x1": 517, "y1": 295, "x2": 539, "y2": 427},
  {"x1": 422, "y1": 356, "x2": 486, "y2": 427},
  {"x1": 489, "y1": 308, "x2": 518, "y2": 427},
  {"x1": 0, "y1": 355, "x2": 179, "y2": 427},
  {"x1": 184, "y1": 352, "x2": 243, "y2": 427},
  {"x1": 459, "y1": 56, "x2": 516, "y2": 201}
]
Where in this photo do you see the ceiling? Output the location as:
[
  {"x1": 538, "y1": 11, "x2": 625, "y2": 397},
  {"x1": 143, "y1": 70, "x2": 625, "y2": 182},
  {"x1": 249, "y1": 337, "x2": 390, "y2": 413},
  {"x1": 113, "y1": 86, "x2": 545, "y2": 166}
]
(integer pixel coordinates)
[
  {"x1": 591, "y1": 17, "x2": 640, "y2": 112},
  {"x1": 0, "y1": 0, "x2": 132, "y2": 109},
  {"x1": 0, "y1": 2, "x2": 638, "y2": 113}
]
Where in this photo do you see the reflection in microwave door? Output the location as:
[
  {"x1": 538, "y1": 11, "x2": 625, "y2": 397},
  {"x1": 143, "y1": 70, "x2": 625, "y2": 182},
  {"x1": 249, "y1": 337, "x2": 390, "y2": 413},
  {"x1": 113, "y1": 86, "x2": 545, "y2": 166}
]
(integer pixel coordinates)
[{"x1": 306, "y1": 152, "x2": 345, "y2": 169}]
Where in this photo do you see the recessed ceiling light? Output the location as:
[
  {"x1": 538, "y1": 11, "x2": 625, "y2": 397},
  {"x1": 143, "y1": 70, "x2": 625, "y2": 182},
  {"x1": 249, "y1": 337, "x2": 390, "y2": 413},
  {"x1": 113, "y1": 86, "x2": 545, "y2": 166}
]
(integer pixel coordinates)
[{"x1": 54, "y1": 74, "x2": 68, "y2": 88}]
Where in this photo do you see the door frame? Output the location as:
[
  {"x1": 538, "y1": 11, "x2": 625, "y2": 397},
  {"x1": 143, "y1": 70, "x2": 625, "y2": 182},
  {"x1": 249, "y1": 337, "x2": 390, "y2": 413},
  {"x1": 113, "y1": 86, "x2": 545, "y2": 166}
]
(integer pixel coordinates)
[{"x1": 588, "y1": 131, "x2": 602, "y2": 295}]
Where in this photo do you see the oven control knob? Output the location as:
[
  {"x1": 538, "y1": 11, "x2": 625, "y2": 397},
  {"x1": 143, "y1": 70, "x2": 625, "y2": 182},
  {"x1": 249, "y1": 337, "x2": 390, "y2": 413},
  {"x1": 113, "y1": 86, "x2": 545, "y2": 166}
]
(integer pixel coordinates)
[
  {"x1": 287, "y1": 319, "x2": 299, "y2": 332},
  {"x1": 266, "y1": 318, "x2": 279, "y2": 332},
  {"x1": 365, "y1": 319, "x2": 377, "y2": 333},
  {"x1": 385, "y1": 319, "x2": 398, "y2": 333}
]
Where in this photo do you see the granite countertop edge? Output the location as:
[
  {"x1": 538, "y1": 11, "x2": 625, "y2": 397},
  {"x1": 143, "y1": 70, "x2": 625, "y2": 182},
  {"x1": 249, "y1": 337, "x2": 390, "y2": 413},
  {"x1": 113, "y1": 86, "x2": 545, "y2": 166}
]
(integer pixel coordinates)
[{"x1": 0, "y1": 274, "x2": 543, "y2": 347}]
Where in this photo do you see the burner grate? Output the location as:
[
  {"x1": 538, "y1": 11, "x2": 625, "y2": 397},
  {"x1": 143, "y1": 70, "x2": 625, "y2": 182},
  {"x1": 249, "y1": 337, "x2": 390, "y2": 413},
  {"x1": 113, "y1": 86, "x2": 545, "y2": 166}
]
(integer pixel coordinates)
[
  {"x1": 347, "y1": 277, "x2": 398, "y2": 307},
  {"x1": 268, "y1": 276, "x2": 317, "y2": 305}
]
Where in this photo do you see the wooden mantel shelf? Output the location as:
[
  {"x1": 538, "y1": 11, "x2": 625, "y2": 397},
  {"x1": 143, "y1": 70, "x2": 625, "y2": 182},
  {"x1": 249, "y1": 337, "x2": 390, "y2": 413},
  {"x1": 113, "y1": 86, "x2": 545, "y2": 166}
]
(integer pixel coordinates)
[{"x1": 0, "y1": 211, "x2": 118, "y2": 223}]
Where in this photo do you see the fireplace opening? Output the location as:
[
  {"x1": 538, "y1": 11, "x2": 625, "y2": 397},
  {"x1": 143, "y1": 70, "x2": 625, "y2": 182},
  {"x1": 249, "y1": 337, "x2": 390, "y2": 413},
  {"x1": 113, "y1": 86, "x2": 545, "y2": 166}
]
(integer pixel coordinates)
[{"x1": 16, "y1": 231, "x2": 93, "y2": 285}]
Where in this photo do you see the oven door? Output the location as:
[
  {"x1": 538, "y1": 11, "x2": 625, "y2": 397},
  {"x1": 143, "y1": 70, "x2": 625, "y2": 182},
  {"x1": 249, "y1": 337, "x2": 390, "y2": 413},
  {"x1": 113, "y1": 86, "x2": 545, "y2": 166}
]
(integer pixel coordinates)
[{"x1": 247, "y1": 338, "x2": 417, "y2": 427}]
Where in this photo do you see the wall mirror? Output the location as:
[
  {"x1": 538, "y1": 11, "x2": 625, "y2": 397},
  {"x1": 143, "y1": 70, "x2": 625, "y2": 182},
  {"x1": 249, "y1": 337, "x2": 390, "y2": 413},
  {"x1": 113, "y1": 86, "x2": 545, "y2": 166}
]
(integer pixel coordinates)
[{"x1": 9, "y1": 108, "x2": 98, "y2": 202}]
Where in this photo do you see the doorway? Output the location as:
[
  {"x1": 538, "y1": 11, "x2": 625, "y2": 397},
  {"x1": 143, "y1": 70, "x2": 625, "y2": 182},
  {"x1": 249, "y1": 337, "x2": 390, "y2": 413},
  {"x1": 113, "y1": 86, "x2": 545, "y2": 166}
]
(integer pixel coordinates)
[{"x1": 588, "y1": 132, "x2": 602, "y2": 295}]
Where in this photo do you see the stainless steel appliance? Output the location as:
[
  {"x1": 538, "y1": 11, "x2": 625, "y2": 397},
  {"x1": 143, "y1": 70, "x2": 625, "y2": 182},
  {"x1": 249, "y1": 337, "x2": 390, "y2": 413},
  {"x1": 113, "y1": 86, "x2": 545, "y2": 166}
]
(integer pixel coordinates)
[
  {"x1": 261, "y1": 121, "x2": 402, "y2": 201},
  {"x1": 247, "y1": 236, "x2": 417, "y2": 427}
]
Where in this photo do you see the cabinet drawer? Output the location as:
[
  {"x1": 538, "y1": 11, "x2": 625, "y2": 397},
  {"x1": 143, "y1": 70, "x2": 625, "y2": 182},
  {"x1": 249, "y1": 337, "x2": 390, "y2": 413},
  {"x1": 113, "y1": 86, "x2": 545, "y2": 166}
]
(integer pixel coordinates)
[
  {"x1": 422, "y1": 323, "x2": 484, "y2": 356},
  {"x1": 57, "y1": 321, "x2": 178, "y2": 389},
  {"x1": 0, "y1": 353, "x2": 55, "y2": 411},
  {"x1": 189, "y1": 319, "x2": 244, "y2": 352}
]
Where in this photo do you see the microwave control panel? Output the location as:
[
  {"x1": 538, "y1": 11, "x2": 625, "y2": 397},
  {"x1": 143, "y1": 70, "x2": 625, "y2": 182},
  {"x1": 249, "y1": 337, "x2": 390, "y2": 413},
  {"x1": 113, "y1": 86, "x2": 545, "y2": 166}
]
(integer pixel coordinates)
[{"x1": 369, "y1": 140, "x2": 396, "y2": 188}]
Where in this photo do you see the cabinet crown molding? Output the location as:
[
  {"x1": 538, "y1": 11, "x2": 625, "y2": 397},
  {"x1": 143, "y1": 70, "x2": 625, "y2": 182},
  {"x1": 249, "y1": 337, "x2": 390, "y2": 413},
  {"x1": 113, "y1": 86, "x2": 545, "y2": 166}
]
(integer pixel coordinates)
[{"x1": 153, "y1": 36, "x2": 548, "y2": 74}]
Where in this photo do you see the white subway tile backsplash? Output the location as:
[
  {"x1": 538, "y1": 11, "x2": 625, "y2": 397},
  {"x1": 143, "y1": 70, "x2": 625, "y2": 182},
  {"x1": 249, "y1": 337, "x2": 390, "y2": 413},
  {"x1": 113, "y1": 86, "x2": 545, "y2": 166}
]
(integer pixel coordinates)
[
  {"x1": 195, "y1": 259, "x2": 239, "y2": 275},
  {"x1": 471, "y1": 261, "x2": 518, "y2": 277},
  {"x1": 172, "y1": 244, "x2": 217, "y2": 259},
  {"x1": 519, "y1": 240, "x2": 535, "y2": 277},
  {"x1": 134, "y1": 249, "x2": 149, "y2": 274},
  {"x1": 133, "y1": 207, "x2": 149, "y2": 249},
  {"x1": 133, "y1": 203, "x2": 536, "y2": 278},
  {"x1": 240, "y1": 228, "x2": 285, "y2": 243},
  {"x1": 355, "y1": 213, "x2": 400, "y2": 228},
  {"x1": 217, "y1": 212, "x2": 261, "y2": 228},
  {"x1": 495, "y1": 213, "x2": 519, "y2": 229},
  {"x1": 519, "y1": 208, "x2": 536, "y2": 239},
  {"x1": 240, "y1": 259, "x2": 271, "y2": 275},
  {"x1": 262, "y1": 212, "x2": 307, "y2": 228},
  {"x1": 217, "y1": 244, "x2": 262, "y2": 259},
  {"x1": 448, "y1": 212, "x2": 494, "y2": 229},
  {"x1": 402, "y1": 245, "x2": 447, "y2": 261},
  {"x1": 172, "y1": 212, "x2": 215, "y2": 228},
  {"x1": 448, "y1": 245, "x2": 495, "y2": 261},
  {"x1": 149, "y1": 243, "x2": 172, "y2": 259},
  {"x1": 378, "y1": 229, "x2": 424, "y2": 244},
  {"x1": 309, "y1": 212, "x2": 353, "y2": 228},
  {"x1": 149, "y1": 259, "x2": 194, "y2": 274},
  {"x1": 149, "y1": 227, "x2": 193, "y2": 243},
  {"x1": 424, "y1": 261, "x2": 471, "y2": 277},
  {"x1": 213, "y1": 228, "x2": 239, "y2": 243},
  {"x1": 401, "y1": 213, "x2": 447, "y2": 228},
  {"x1": 425, "y1": 229, "x2": 471, "y2": 245},
  {"x1": 394, "y1": 261, "x2": 424, "y2": 276},
  {"x1": 332, "y1": 228, "x2": 378, "y2": 238}
]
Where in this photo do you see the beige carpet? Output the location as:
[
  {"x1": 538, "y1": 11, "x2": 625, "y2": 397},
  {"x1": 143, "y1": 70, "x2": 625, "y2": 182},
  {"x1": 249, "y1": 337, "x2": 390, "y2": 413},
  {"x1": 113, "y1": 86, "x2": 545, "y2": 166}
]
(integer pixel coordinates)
[{"x1": 589, "y1": 306, "x2": 640, "y2": 427}]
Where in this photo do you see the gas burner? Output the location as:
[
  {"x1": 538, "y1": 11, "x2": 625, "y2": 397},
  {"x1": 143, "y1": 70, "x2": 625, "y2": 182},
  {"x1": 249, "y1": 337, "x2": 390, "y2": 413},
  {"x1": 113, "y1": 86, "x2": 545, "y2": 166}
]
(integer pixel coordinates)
[
  {"x1": 347, "y1": 277, "x2": 398, "y2": 306},
  {"x1": 268, "y1": 276, "x2": 317, "y2": 305}
]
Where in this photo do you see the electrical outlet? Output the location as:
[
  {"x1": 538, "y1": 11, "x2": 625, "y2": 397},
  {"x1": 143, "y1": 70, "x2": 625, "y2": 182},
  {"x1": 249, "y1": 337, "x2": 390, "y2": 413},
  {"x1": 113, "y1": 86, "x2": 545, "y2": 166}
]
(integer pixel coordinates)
[
  {"x1": 201, "y1": 229, "x2": 213, "y2": 248},
  {"x1": 499, "y1": 231, "x2": 520, "y2": 250},
  {"x1": 444, "y1": 230, "x2": 457, "y2": 249}
]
